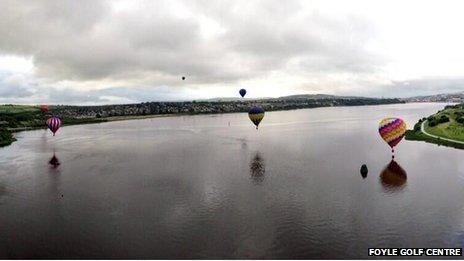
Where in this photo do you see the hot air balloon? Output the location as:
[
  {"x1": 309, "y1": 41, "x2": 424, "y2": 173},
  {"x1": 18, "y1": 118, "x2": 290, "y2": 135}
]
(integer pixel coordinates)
[
  {"x1": 378, "y1": 118, "x2": 406, "y2": 157},
  {"x1": 248, "y1": 106, "x2": 264, "y2": 130},
  {"x1": 239, "y1": 88, "x2": 246, "y2": 98},
  {"x1": 182, "y1": 76, "x2": 185, "y2": 80},
  {"x1": 46, "y1": 116, "x2": 61, "y2": 136},
  {"x1": 39, "y1": 105, "x2": 48, "y2": 113}
]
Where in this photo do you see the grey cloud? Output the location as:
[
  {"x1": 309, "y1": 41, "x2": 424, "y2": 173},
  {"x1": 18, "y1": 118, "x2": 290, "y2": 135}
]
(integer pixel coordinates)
[
  {"x1": 0, "y1": 83, "x2": 34, "y2": 98},
  {"x1": 42, "y1": 85, "x2": 193, "y2": 105},
  {"x1": 0, "y1": 73, "x2": 35, "y2": 98},
  {"x1": 46, "y1": 88, "x2": 109, "y2": 104},
  {"x1": 96, "y1": 86, "x2": 192, "y2": 102},
  {"x1": 0, "y1": 0, "x2": 383, "y2": 85}
]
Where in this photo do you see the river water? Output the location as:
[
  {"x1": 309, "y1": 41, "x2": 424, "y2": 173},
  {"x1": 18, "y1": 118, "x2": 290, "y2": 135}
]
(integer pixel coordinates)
[{"x1": 1, "y1": 103, "x2": 463, "y2": 259}]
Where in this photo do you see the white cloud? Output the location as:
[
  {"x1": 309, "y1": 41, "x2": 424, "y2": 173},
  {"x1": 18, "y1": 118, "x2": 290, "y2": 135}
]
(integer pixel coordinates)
[{"x1": 0, "y1": 56, "x2": 33, "y2": 73}]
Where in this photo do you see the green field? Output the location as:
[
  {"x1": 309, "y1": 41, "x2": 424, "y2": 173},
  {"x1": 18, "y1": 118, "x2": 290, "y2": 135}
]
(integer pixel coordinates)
[
  {"x1": 0, "y1": 105, "x2": 47, "y2": 130},
  {"x1": 423, "y1": 107, "x2": 464, "y2": 142},
  {"x1": 0, "y1": 105, "x2": 39, "y2": 114},
  {"x1": 405, "y1": 129, "x2": 464, "y2": 149},
  {"x1": 406, "y1": 103, "x2": 464, "y2": 148}
]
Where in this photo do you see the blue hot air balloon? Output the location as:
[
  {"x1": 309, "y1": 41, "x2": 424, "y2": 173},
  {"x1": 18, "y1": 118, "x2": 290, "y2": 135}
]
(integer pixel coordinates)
[
  {"x1": 248, "y1": 106, "x2": 265, "y2": 130},
  {"x1": 239, "y1": 88, "x2": 246, "y2": 98}
]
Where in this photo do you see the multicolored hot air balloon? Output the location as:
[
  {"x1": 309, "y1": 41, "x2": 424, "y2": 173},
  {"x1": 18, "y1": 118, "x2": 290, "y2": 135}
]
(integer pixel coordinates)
[
  {"x1": 378, "y1": 118, "x2": 406, "y2": 156},
  {"x1": 39, "y1": 105, "x2": 48, "y2": 113},
  {"x1": 248, "y1": 106, "x2": 264, "y2": 130},
  {"x1": 239, "y1": 88, "x2": 247, "y2": 98},
  {"x1": 46, "y1": 116, "x2": 61, "y2": 136}
]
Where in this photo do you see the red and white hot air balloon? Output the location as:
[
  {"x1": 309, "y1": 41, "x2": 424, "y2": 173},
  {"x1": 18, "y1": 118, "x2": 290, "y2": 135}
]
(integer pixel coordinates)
[{"x1": 39, "y1": 105, "x2": 48, "y2": 113}]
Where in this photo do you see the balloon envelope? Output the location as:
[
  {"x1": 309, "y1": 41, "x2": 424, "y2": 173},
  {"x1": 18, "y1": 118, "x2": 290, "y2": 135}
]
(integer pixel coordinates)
[
  {"x1": 378, "y1": 118, "x2": 406, "y2": 148},
  {"x1": 248, "y1": 106, "x2": 264, "y2": 129},
  {"x1": 239, "y1": 89, "x2": 246, "y2": 97},
  {"x1": 46, "y1": 117, "x2": 61, "y2": 136},
  {"x1": 39, "y1": 105, "x2": 48, "y2": 113}
]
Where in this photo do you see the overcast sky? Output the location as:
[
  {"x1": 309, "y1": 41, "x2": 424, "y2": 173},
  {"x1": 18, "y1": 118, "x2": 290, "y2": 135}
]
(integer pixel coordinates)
[{"x1": 1, "y1": 0, "x2": 464, "y2": 104}]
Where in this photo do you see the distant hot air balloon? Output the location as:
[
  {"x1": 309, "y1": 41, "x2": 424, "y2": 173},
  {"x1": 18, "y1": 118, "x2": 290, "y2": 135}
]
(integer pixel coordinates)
[
  {"x1": 239, "y1": 88, "x2": 247, "y2": 98},
  {"x1": 182, "y1": 76, "x2": 186, "y2": 80},
  {"x1": 378, "y1": 118, "x2": 406, "y2": 157},
  {"x1": 39, "y1": 105, "x2": 48, "y2": 113},
  {"x1": 248, "y1": 106, "x2": 265, "y2": 130},
  {"x1": 46, "y1": 116, "x2": 61, "y2": 136}
]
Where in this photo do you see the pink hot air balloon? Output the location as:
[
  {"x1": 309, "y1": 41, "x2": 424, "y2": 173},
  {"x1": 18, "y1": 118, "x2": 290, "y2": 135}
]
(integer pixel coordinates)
[{"x1": 46, "y1": 117, "x2": 61, "y2": 136}]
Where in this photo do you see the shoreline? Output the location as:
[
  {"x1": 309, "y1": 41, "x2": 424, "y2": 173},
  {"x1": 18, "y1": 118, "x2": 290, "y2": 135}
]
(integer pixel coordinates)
[
  {"x1": 405, "y1": 129, "x2": 464, "y2": 149},
  {"x1": 405, "y1": 119, "x2": 464, "y2": 150},
  {"x1": 404, "y1": 102, "x2": 464, "y2": 150}
]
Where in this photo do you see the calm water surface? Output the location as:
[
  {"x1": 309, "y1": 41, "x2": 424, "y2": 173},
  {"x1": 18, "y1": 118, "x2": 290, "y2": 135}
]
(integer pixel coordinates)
[{"x1": 1, "y1": 103, "x2": 464, "y2": 259}]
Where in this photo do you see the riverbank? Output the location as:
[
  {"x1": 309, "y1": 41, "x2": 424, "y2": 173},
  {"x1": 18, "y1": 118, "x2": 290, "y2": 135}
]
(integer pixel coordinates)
[
  {"x1": 0, "y1": 113, "x2": 207, "y2": 147},
  {"x1": 0, "y1": 129, "x2": 16, "y2": 147},
  {"x1": 405, "y1": 103, "x2": 464, "y2": 149}
]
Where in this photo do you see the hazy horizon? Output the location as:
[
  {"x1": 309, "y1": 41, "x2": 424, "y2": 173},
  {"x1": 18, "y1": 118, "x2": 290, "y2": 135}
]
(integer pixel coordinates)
[
  {"x1": 2, "y1": 1, "x2": 464, "y2": 105},
  {"x1": 0, "y1": 91, "x2": 459, "y2": 106}
]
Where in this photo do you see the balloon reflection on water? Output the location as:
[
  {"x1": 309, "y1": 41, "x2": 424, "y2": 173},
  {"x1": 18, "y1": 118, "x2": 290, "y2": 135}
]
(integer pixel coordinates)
[
  {"x1": 380, "y1": 160, "x2": 407, "y2": 193},
  {"x1": 249, "y1": 152, "x2": 265, "y2": 184},
  {"x1": 49, "y1": 153, "x2": 61, "y2": 169}
]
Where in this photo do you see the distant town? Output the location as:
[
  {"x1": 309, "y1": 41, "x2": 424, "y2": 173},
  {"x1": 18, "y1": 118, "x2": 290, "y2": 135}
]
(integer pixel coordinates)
[{"x1": 402, "y1": 91, "x2": 464, "y2": 103}]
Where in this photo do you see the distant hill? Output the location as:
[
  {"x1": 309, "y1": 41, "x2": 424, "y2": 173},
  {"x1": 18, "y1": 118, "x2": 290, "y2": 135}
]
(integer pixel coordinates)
[
  {"x1": 197, "y1": 97, "x2": 272, "y2": 102},
  {"x1": 178, "y1": 92, "x2": 464, "y2": 103},
  {"x1": 276, "y1": 94, "x2": 364, "y2": 100}
]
